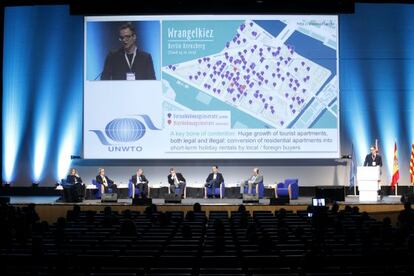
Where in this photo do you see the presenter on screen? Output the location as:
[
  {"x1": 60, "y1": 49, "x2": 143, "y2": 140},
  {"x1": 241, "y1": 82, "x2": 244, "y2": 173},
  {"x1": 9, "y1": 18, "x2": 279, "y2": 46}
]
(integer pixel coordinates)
[
  {"x1": 96, "y1": 168, "x2": 118, "y2": 194},
  {"x1": 363, "y1": 146, "x2": 383, "y2": 167},
  {"x1": 131, "y1": 168, "x2": 149, "y2": 198},
  {"x1": 240, "y1": 168, "x2": 263, "y2": 197},
  {"x1": 167, "y1": 168, "x2": 186, "y2": 198},
  {"x1": 65, "y1": 168, "x2": 85, "y2": 202},
  {"x1": 101, "y1": 22, "x2": 156, "y2": 80},
  {"x1": 204, "y1": 165, "x2": 224, "y2": 198}
]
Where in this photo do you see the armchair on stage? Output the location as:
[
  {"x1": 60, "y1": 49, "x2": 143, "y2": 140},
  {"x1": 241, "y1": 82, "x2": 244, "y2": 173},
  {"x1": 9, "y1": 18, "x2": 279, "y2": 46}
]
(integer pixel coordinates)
[
  {"x1": 205, "y1": 182, "x2": 225, "y2": 199},
  {"x1": 92, "y1": 179, "x2": 115, "y2": 199},
  {"x1": 170, "y1": 185, "x2": 187, "y2": 198},
  {"x1": 128, "y1": 179, "x2": 151, "y2": 198},
  {"x1": 275, "y1": 179, "x2": 299, "y2": 200},
  {"x1": 243, "y1": 181, "x2": 265, "y2": 199}
]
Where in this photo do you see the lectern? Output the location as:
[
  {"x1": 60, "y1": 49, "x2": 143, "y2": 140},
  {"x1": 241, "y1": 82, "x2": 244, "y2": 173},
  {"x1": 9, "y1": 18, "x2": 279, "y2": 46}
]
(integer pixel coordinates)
[{"x1": 357, "y1": 166, "x2": 380, "y2": 202}]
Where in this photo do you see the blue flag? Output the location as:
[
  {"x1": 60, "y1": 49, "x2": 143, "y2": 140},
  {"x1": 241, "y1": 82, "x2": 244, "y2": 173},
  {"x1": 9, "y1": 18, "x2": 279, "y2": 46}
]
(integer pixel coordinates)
[{"x1": 349, "y1": 144, "x2": 357, "y2": 190}]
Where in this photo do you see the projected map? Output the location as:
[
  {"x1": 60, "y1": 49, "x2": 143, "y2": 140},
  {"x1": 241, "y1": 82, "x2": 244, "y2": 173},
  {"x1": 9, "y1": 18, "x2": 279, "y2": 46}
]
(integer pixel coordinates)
[
  {"x1": 162, "y1": 19, "x2": 338, "y2": 129},
  {"x1": 84, "y1": 15, "x2": 339, "y2": 159}
]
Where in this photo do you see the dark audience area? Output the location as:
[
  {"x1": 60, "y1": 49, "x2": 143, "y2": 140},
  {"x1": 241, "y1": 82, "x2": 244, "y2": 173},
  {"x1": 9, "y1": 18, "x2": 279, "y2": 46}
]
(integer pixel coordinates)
[{"x1": 1, "y1": 202, "x2": 414, "y2": 275}]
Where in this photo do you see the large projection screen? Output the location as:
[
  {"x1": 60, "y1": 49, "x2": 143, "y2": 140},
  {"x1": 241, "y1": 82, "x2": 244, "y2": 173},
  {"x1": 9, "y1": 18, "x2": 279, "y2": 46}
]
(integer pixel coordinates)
[{"x1": 84, "y1": 15, "x2": 339, "y2": 159}]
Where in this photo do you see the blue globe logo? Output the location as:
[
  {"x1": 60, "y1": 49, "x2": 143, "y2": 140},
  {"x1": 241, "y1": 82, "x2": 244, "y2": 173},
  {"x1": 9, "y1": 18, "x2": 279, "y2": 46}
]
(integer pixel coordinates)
[{"x1": 105, "y1": 118, "x2": 146, "y2": 142}]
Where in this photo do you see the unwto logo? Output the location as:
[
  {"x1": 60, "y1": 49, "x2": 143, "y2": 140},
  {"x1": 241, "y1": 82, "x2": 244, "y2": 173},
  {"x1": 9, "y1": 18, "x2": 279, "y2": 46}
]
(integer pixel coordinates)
[{"x1": 90, "y1": 115, "x2": 160, "y2": 152}]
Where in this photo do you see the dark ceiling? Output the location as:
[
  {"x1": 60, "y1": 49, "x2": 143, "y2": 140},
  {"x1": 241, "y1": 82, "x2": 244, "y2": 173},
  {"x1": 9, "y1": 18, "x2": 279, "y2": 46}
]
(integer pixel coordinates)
[{"x1": 1, "y1": 0, "x2": 414, "y2": 15}]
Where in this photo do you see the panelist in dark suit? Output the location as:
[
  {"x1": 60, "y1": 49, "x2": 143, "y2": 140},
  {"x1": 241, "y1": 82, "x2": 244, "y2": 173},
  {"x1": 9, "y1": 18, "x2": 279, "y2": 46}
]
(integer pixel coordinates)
[
  {"x1": 65, "y1": 168, "x2": 85, "y2": 202},
  {"x1": 131, "y1": 168, "x2": 149, "y2": 198},
  {"x1": 167, "y1": 168, "x2": 186, "y2": 197},
  {"x1": 96, "y1": 168, "x2": 118, "y2": 194},
  {"x1": 205, "y1": 166, "x2": 224, "y2": 198},
  {"x1": 101, "y1": 22, "x2": 156, "y2": 80},
  {"x1": 364, "y1": 146, "x2": 383, "y2": 167}
]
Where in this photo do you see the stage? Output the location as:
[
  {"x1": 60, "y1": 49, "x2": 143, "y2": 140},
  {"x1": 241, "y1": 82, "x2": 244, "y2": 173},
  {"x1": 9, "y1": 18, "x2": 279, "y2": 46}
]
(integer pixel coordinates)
[{"x1": 5, "y1": 195, "x2": 406, "y2": 224}]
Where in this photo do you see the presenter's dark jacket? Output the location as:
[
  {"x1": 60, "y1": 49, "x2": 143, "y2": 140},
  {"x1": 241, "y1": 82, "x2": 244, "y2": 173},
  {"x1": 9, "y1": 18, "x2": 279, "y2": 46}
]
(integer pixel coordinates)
[
  {"x1": 363, "y1": 154, "x2": 383, "y2": 167},
  {"x1": 168, "y1": 173, "x2": 186, "y2": 186},
  {"x1": 101, "y1": 48, "x2": 156, "y2": 80},
  {"x1": 66, "y1": 175, "x2": 83, "y2": 185},
  {"x1": 132, "y1": 174, "x2": 149, "y2": 185},
  {"x1": 206, "y1": 173, "x2": 224, "y2": 185},
  {"x1": 95, "y1": 175, "x2": 114, "y2": 185}
]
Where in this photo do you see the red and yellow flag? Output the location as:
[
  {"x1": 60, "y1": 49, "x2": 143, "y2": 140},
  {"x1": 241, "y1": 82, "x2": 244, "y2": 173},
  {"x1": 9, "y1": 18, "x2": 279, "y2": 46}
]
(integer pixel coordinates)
[
  {"x1": 391, "y1": 142, "x2": 399, "y2": 191},
  {"x1": 410, "y1": 143, "x2": 414, "y2": 185}
]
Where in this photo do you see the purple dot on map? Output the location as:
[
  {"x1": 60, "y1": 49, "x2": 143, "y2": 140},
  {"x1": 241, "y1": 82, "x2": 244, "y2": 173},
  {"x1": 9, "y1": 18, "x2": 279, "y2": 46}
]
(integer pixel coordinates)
[
  {"x1": 273, "y1": 82, "x2": 276, "y2": 87},
  {"x1": 265, "y1": 80, "x2": 268, "y2": 84},
  {"x1": 252, "y1": 31, "x2": 257, "y2": 36},
  {"x1": 281, "y1": 77, "x2": 285, "y2": 81},
  {"x1": 250, "y1": 22, "x2": 253, "y2": 27},
  {"x1": 198, "y1": 59, "x2": 202, "y2": 64},
  {"x1": 195, "y1": 76, "x2": 198, "y2": 80},
  {"x1": 302, "y1": 89, "x2": 306, "y2": 93},
  {"x1": 301, "y1": 61, "x2": 305, "y2": 66},
  {"x1": 203, "y1": 72, "x2": 207, "y2": 76},
  {"x1": 172, "y1": 66, "x2": 176, "y2": 71},
  {"x1": 307, "y1": 67, "x2": 310, "y2": 71},
  {"x1": 285, "y1": 93, "x2": 289, "y2": 98},
  {"x1": 262, "y1": 98, "x2": 266, "y2": 103},
  {"x1": 243, "y1": 38, "x2": 247, "y2": 43},
  {"x1": 254, "y1": 94, "x2": 258, "y2": 98},
  {"x1": 277, "y1": 62, "x2": 280, "y2": 66},
  {"x1": 259, "y1": 94, "x2": 263, "y2": 98},
  {"x1": 249, "y1": 100, "x2": 253, "y2": 104},
  {"x1": 226, "y1": 42, "x2": 230, "y2": 48}
]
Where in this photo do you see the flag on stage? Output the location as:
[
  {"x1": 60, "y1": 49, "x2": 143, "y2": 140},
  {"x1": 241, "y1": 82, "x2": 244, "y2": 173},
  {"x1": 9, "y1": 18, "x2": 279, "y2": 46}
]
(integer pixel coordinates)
[
  {"x1": 410, "y1": 143, "x2": 414, "y2": 185},
  {"x1": 349, "y1": 144, "x2": 357, "y2": 190},
  {"x1": 391, "y1": 142, "x2": 399, "y2": 191}
]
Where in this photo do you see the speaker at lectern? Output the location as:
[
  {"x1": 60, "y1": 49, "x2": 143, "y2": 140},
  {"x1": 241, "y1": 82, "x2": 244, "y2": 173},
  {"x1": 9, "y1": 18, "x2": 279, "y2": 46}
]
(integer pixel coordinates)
[{"x1": 357, "y1": 166, "x2": 380, "y2": 202}]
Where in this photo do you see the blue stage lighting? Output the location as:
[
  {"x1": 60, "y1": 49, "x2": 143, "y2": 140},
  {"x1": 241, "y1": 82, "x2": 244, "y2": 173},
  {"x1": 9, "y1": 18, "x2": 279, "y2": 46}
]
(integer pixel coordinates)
[{"x1": 2, "y1": 7, "x2": 32, "y2": 183}]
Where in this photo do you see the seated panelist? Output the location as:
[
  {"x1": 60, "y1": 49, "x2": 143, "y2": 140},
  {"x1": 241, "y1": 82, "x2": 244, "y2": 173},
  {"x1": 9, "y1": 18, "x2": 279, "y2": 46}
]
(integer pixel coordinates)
[
  {"x1": 131, "y1": 168, "x2": 149, "y2": 198},
  {"x1": 167, "y1": 168, "x2": 186, "y2": 198},
  {"x1": 204, "y1": 165, "x2": 224, "y2": 198},
  {"x1": 96, "y1": 168, "x2": 118, "y2": 194},
  {"x1": 65, "y1": 168, "x2": 85, "y2": 202}
]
